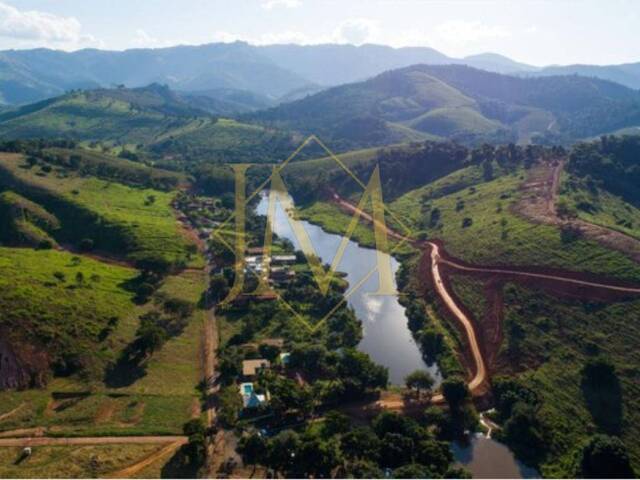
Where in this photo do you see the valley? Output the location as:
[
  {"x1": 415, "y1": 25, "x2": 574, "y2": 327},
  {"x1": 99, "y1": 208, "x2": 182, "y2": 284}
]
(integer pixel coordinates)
[{"x1": 1, "y1": 23, "x2": 640, "y2": 479}]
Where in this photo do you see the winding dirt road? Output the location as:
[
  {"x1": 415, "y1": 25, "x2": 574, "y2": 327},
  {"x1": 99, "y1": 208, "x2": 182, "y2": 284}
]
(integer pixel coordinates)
[{"x1": 331, "y1": 192, "x2": 640, "y2": 404}]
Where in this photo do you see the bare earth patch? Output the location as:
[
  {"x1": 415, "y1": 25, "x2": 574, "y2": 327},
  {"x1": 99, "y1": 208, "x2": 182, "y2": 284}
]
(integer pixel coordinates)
[{"x1": 514, "y1": 159, "x2": 640, "y2": 262}]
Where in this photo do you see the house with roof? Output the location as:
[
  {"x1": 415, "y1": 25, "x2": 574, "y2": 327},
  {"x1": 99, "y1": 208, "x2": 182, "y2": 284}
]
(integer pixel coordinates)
[{"x1": 242, "y1": 359, "x2": 271, "y2": 379}]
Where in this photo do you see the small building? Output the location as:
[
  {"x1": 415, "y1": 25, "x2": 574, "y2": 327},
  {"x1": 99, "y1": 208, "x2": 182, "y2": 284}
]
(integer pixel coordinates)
[
  {"x1": 272, "y1": 255, "x2": 296, "y2": 264},
  {"x1": 246, "y1": 247, "x2": 265, "y2": 255},
  {"x1": 270, "y1": 266, "x2": 295, "y2": 284},
  {"x1": 242, "y1": 359, "x2": 271, "y2": 378}
]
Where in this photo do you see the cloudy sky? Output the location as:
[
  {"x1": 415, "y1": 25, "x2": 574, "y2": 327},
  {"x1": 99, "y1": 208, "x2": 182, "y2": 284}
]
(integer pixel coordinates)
[{"x1": 0, "y1": 0, "x2": 638, "y2": 66}]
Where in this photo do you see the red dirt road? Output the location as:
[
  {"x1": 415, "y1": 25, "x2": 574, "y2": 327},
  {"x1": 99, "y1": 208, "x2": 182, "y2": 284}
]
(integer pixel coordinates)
[{"x1": 331, "y1": 193, "x2": 640, "y2": 403}]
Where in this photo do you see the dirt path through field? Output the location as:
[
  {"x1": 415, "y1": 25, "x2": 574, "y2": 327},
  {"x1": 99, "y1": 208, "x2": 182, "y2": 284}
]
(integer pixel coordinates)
[
  {"x1": 331, "y1": 192, "x2": 640, "y2": 403},
  {"x1": 106, "y1": 439, "x2": 185, "y2": 478},
  {"x1": 0, "y1": 436, "x2": 186, "y2": 447},
  {"x1": 516, "y1": 159, "x2": 640, "y2": 262}
]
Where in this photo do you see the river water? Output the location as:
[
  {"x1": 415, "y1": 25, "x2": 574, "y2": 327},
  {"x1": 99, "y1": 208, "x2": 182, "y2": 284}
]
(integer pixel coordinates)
[
  {"x1": 255, "y1": 191, "x2": 539, "y2": 479},
  {"x1": 256, "y1": 191, "x2": 438, "y2": 385}
]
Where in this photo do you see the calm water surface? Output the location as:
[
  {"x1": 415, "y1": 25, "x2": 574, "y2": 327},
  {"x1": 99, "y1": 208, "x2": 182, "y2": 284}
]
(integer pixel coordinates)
[
  {"x1": 256, "y1": 191, "x2": 539, "y2": 478},
  {"x1": 453, "y1": 434, "x2": 540, "y2": 479},
  {"x1": 256, "y1": 191, "x2": 439, "y2": 385}
]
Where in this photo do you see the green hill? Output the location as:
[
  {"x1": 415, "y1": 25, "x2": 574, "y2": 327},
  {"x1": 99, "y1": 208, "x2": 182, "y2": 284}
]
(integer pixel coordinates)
[
  {"x1": 250, "y1": 64, "x2": 640, "y2": 150},
  {"x1": 0, "y1": 150, "x2": 193, "y2": 269},
  {"x1": 0, "y1": 85, "x2": 296, "y2": 165},
  {"x1": 0, "y1": 190, "x2": 60, "y2": 247}
]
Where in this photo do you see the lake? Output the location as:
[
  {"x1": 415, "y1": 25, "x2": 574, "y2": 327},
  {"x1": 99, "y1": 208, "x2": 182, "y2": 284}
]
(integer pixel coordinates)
[
  {"x1": 255, "y1": 191, "x2": 539, "y2": 478},
  {"x1": 256, "y1": 191, "x2": 439, "y2": 385}
]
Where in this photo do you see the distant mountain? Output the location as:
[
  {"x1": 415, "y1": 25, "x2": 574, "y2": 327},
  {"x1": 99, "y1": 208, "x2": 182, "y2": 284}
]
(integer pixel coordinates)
[
  {"x1": 250, "y1": 64, "x2": 640, "y2": 150},
  {"x1": 3, "y1": 41, "x2": 638, "y2": 110},
  {"x1": 529, "y1": 63, "x2": 640, "y2": 90},
  {"x1": 0, "y1": 43, "x2": 314, "y2": 105},
  {"x1": 258, "y1": 43, "x2": 453, "y2": 86},
  {"x1": 463, "y1": 53, "x2": 539, "y2": 74}
]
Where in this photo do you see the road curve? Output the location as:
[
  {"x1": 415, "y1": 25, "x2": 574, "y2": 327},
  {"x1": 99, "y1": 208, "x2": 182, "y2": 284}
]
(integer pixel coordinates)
[
  {"x1": 429, "y1": 243, "x2": 487, "y2": 394},
  {"x1": 330, "y1": 192, "x2": 640, "y2": 403}
]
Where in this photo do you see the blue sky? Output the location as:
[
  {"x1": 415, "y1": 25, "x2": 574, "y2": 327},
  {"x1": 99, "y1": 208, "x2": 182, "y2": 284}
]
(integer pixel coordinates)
[{"x1": 1, "y1": 0, "x2": 638, "y2": 66}]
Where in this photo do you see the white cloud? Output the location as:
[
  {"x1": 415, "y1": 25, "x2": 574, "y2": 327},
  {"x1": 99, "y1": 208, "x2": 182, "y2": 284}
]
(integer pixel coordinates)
[
  {"x1": 333, "y1": 18, "x2": 378, "y2": 45},
  {"x1": 260, "y1": 0, "x2": 301, "y2": 10},
  {"x1": 0, "y1": 1, "x2": 97, "y2": 49},
  {"x1": 435, "y1": 20, "x2": 510, "y2": 47}
]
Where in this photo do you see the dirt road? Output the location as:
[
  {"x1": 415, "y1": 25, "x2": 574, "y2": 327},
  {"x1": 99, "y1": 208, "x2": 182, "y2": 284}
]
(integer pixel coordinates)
[
  {"x1": 331, "y1": 192, "x2": 640, "y2": 404},
  {"x1": 0, "y1": 436, "x2": 186, "y2": 447},
  {"x1": 106, "y1": 440, "x2": 185, "y2": 478}
]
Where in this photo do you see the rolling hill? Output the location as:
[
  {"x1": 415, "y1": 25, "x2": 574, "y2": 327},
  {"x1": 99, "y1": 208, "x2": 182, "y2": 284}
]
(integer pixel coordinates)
[
  {"x1": 0, "y1": 84, "x2": 297, "y2": 164},
  {"x1": 250, "y1": 64, "x2": 640, "y2": 150}
]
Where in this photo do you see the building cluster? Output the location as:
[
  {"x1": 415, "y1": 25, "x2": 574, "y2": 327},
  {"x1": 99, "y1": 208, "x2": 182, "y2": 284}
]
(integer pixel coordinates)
[{"x1": 239, "y1": 341, "x2": 291, "y2": 410}]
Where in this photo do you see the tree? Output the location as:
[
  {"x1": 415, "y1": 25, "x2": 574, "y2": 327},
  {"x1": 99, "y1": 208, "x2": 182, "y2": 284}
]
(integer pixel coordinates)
[
  {"x1": 442, "y1": 376, "x2": 469, "y2": 411},
  {"x1": 340, "y1": 459, "x2": 383, "y2": 478},
  {"x1": 404, "y1": 370, "x2": 435, "y2": 399},
  {"x1": 217, "y1": 385, "x2": 242, "y2": 427},
  {"x1": 238, "y1": 432, "x2": 267, "y2": 474},
  {"x1": 265, "y1": 430, "x2": 300, "y2": 477},
  {"x1": 294, "y1": 437, "x2": 341, "y2": 478},
  {"x1": 341, "y1": 427, "x2": 381, "y2": 461},
  {"x1": 392, "y1": 463, "x2": 433, "y2": 478},
  {"x1": 502, "y1": 402, "x2": 545, "y2": 461},
  {"x1": 183, "y1": 419, "x2": 206, "y2": 469},
  {"x1": 580, "y1": 435, "x2": 635, "y2": 479},
  {"x1": 322, "y1": 410, "x2": 351, "y2": 437}
]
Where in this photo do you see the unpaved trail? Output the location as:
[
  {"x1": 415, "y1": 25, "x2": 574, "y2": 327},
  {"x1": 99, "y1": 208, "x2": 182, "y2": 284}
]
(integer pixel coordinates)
[
  {"x1": 0, "y1": 436, "x2": 186, "y2": 447},
  {"x1": 516, "y1": 159, "x2": 640, "y2": 262},
  {"x1": 106, "y1": 439, "x2": 185, "y2": 478},
  {"x1": 331, "y1": 192, "x2": 640, "y2": 404},
  {"x1": 439, "y1": 257, "x2": 640, "y2": 294},
  {"x1": 430, "y1": 243, "x2": 487, "y2": 394},
  {"x1": 0, "y1": 403, "x2": 26, "y2": 423}
]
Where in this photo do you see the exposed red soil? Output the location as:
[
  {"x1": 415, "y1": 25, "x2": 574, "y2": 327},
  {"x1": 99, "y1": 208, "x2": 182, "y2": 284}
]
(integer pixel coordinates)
[
  {"x1": 330, "y1": 192, "x2": 640, "y2": 407},
  {"x1": 515, "y1": 159, "x2": 640, "y2": 262}
]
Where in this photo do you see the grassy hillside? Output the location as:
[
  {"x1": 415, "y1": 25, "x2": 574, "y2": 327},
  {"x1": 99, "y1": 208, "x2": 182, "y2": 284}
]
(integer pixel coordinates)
[
  {"x1": 0, "y1": 152, "x2": 193, "y2": 267},
  {"x1": 251, "y1": 64, "x2": 640, "y2": 150},
  {"x1": 0, "y1": 248, "x2": 138, "y2": 378},
  {"x1": 250, "y1": 67, "x2": 509, "y2": 151},
  {"x1": 0, "y1": 85, "x2": 296, "y2": 165},
  {"x1": 390, "y1": 163, "x2": 640, "y2": 280}
]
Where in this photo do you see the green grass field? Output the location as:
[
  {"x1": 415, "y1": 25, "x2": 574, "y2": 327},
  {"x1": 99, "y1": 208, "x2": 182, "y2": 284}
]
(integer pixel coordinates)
[
  {"x1": 0, "y1": 153, "x2": 193, "y2": 266},
  {"x1": 0, "y1": 250, "x2": 206, "y2": 436},
  {"x1": 390, "y1": 164, "x2": 640, "y2": 280},
  {"x1": 559, "y1": 172, "x2": 640, "y2": 241},
  {"x1": 0, "y1": 443, "x2": 167, "y2": 478}
]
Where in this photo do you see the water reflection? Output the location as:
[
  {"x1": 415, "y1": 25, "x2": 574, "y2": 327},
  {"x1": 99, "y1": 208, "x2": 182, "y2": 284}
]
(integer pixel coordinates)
[
  {"x1": 255, "y1": 191, "x2": 440, "y2": 385},
  {"x1": 452, "y1": 434, "x2": 540, "y2": 479}
]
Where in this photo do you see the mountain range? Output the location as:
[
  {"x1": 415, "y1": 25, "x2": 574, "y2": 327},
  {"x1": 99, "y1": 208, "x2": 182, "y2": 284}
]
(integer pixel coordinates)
[{"x1": 1, "y1": 42, "x2": 640, "y2": 109}]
